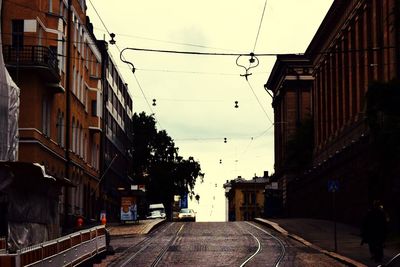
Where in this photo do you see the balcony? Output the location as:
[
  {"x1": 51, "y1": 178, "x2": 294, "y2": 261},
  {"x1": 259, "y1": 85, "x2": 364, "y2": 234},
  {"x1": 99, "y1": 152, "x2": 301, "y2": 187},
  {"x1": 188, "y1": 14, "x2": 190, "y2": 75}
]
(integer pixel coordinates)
[{"x1": 3, "y1": 45, "x2": 61, "y2": 85}]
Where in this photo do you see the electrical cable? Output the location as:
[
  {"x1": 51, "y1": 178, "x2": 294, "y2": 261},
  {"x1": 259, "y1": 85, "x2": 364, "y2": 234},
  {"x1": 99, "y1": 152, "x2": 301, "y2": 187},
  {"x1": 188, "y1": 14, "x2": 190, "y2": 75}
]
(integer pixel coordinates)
[
  {"x1": 87, "y1": 0, "x2": 111, "y2": 35},
  {"x1": 80, "y1": 0, "x2": 166, "y2": 131},
  {"x1": 3, "y1": 32, "x2": 398, "y2": 62},
  {"x1": 246, "y1": 80, "x2": 273, "y2": 124},
  {"x1": 92, "y1": 27, "x2": 243, "y2": 53},
  {"x1": 133, "y1": 74, "x2": 164, "y2": 130},
  {"x1": 252, "y1": 0, "x2": 268, "y2": 53}
]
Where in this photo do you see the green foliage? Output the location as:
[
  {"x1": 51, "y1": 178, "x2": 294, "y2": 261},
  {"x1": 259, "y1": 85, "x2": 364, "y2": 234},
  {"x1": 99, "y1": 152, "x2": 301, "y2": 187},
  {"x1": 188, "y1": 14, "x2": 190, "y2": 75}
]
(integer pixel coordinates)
[
  {"x1": 283, "y1": 117, "x2": 314, "y2": 173},
  {"x1": 130, "y1": 112, "x2": 204, "y2": 204}
]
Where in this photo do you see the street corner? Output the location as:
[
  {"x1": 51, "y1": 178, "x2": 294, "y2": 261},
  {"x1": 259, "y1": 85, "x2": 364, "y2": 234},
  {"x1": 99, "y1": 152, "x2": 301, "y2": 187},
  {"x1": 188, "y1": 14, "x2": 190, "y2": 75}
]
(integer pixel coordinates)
[{"x1": 254, "y1": 218, "x2": 289, "y2": 236}]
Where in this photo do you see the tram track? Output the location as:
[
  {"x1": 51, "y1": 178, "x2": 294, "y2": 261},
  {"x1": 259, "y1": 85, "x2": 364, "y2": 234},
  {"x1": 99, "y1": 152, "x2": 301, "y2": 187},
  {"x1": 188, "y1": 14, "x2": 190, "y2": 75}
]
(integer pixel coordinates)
[
  {"x1": 239, "y1": 221, "x2": 287, "y2": 267},
  {"x1": 112, "y1": 222, "x2": 184, "y2": 267},
  {"x1": 109, "y1": 222, "x2": 174, "y2": 267},
  {"x1": 104, "y1": 221, "x2": 345, "y2": 266},
  {"x1": 150, "y1": 224, "x2": 184, "y2": 267}
]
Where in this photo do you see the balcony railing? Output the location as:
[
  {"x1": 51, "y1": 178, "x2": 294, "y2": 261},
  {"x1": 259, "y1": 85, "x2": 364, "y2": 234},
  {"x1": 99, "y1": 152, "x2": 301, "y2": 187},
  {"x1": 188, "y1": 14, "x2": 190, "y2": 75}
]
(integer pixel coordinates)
[{"x1": 3, "y1": 45, "x2": 60, "y2": 82}]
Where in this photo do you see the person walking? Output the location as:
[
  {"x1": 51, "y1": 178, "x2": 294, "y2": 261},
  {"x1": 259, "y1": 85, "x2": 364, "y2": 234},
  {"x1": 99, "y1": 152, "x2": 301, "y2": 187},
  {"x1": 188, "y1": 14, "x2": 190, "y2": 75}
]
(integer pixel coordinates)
[{"x1": 361, "y1": 200, "x2": 387, "y2": 262}]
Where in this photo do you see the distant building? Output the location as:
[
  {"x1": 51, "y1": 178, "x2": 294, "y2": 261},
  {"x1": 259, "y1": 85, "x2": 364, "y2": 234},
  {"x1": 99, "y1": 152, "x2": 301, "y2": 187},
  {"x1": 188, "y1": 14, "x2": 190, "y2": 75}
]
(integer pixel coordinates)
[{"x1": 223, "y1": 174, "x2": 268, "y2": 221}]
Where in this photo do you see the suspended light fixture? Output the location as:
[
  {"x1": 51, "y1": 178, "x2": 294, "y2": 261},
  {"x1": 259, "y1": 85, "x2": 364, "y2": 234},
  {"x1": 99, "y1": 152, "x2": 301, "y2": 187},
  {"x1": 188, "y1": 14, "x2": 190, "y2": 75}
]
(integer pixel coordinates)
[{"x1": 109, "y1": 33, "x2": 116, "y2": 45}]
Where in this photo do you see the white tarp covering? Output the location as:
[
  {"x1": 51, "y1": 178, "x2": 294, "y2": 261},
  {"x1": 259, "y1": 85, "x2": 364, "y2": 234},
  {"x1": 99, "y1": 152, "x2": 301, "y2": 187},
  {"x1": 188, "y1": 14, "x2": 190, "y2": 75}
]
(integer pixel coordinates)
[{"x1": 0, "y1": 0, "x2": 20, "y2": 161}]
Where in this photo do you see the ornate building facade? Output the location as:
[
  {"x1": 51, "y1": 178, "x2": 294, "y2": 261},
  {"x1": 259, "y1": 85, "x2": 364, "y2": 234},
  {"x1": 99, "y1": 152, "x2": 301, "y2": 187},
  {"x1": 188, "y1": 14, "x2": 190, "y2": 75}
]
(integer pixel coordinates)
[{"x1": 266, "y1": 0, "x2": 400, "y2": 229}]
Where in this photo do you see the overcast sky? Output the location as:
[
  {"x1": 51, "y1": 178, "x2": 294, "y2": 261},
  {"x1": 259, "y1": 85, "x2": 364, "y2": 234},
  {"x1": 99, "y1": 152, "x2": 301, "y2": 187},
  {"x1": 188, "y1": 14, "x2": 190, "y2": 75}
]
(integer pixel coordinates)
[{"x1": 87, "y1": 0, "x2": 333, "y2": 221}]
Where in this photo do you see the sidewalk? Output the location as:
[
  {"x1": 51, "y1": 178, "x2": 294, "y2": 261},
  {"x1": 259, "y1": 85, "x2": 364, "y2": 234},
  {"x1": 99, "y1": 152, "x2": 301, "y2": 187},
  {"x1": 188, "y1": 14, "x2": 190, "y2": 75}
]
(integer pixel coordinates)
[
  {"x1": 255, "y1": 218, "x2": 400, "y2": 267},
  {"x1": 106, "y1": 218, "x2": 165, "y2": 236}
]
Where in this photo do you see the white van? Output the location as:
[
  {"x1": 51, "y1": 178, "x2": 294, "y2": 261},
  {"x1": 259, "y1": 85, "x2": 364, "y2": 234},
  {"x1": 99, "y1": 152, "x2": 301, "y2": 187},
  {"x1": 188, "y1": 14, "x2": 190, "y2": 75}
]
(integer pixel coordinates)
[{"x1": 147, "y1": 203, "x2": 166, "y2": 219}]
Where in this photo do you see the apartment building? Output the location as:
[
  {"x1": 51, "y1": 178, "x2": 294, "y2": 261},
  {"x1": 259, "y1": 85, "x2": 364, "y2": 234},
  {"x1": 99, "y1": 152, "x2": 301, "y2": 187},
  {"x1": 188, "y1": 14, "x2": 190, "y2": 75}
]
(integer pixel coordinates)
[
  {"x1": 96, "y1": 40, "x2": 134, "y2": 222},
  {"x1": 1, "y1": 0, "x2": 102, "y2": 231}
]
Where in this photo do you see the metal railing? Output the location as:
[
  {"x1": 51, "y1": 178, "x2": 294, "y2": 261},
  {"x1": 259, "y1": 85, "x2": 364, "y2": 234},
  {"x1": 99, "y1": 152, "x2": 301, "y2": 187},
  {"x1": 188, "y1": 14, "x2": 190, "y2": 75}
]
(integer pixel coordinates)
[
  {"x1": 2, "y1": 45, "x2": 60, "y2": 78},
  {"x1": 0, "y1": 225, "x2": 106, "y2": 267}
]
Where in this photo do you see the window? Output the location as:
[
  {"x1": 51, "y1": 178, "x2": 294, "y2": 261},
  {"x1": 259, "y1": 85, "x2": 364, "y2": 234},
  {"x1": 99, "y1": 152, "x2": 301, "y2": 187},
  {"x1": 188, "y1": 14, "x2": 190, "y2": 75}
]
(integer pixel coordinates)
[
  {"x1": 95, "y1": 61, "x2": 99, "y2": 77},
  {"x1": 56, "y1": 110, "x2": 63, "y2": 145},
  {"x1": 85, "y1": 43, "x2": 89, "y2": 68},
  {"x1": 243, "y1": 191, "x2": 256, "y2": 205},
  {"x1": 12, "y1": 20, "x2": 24, "y2": 48},
  {"x1": 49, "y1": 46, "x2": 57, "y2": 67},
  {"x1": 61, "y1": 112, "x2": 65, "y2": 146},
  {"x1": 38, "y1": 27, "x2": 43, "y2": 46},
  {"x1": 91, "y1": 100, "x2": 97, "y2": 116},
  {"x1": 60, "y1": 37, "x2": 66, "y2": 71},
  {"x1": 72, "y1": 66, "x2": 76, "y2": 94},
  {"x1": 77, "y1": 73, "x2": 81, "y2": 99},
  {"x1": 76, "y1": 121, "x2": 80, "y2": 155},
  {"x1": 83, "y1": 134, "x2": 87, "y2": 161},
  {"x1": 72, "y1": 118, "x2": 75, "y2": 152},
  {"x1": 80, "y1": 125, "x2": 83, "y2": 157},
  {"x1": 59, "y1": 0, "x2": 64, "y2": 17},
  {"x1": 84, "y1": 86, "x2": 88, "y2": 112},
  {"x1": 42, "y1": 96, "x2": 51, "y2": 136},
  {"x1": 49, "y1": 0, "x2": 53, "y2": 13},
  {"x1": 80, "y1": 75, "x2": 84, "y2": 101}
]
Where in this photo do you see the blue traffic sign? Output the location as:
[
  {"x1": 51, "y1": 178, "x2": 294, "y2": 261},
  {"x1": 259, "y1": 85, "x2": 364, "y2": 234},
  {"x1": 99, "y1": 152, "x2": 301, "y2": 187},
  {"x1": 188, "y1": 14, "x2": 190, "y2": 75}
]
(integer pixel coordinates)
[{"x1": 328, "y1": 180, "x2": 339, "y2": 192}]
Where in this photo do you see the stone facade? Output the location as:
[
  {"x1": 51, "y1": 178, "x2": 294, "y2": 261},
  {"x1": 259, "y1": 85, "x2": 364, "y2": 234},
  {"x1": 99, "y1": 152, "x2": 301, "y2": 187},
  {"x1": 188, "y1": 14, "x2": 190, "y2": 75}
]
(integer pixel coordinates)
[{"x1": 266, "y1": 0, "x2": 400, "y2": 230}]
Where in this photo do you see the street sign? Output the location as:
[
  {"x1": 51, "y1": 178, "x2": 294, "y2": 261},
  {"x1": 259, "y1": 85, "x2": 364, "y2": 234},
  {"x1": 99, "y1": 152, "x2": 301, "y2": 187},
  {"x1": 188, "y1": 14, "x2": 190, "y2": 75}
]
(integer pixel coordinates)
[{"x1": 328, "y1": 180, "x2": 339, "y2": 192}]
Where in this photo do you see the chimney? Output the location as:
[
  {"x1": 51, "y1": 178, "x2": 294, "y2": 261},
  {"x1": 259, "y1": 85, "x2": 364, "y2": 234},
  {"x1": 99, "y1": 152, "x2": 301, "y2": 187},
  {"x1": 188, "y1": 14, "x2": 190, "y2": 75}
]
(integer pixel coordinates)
[{"x1": 264, "y1": 171, "x2": 269, "y2": 178}]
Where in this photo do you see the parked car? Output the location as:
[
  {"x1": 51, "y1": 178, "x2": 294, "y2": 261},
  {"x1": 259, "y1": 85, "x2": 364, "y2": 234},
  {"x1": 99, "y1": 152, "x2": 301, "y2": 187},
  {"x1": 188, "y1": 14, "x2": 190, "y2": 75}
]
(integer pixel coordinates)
[
  {"x1": 146, "y1": 203, "x2": 166, "y2": 219},
  {"x1": 147, "y1": 210, "x2": 166, "y2": 219},
  {"x1": 178, "y1": 208, "x2": 196, "y2": 222}
]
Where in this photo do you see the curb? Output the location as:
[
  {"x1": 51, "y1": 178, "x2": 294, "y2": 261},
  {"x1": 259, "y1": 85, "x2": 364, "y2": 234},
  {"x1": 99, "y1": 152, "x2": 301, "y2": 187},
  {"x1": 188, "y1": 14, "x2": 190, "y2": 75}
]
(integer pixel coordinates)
[
  {"x1": 254, "y1": 218, "x2": 367, "y2": 267},
  {"x1": 107, "y1": 219, "x2": 166, "y2": 237}
]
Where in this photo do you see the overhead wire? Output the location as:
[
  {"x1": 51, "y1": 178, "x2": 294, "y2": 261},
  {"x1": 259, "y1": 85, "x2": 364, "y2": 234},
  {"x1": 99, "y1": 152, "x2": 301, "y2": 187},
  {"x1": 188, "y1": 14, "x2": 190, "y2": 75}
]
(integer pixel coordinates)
[
  {"x1": 87, "y1": 0, "x2": 112, "y2": 35},
  {"x1": 92, "y1": 27, "x2": 243, "y2": 53},
  {"x1": 246, "y1": 80, "x2": 273, "y2": 124},
  {"x1": 252, "y1": 0, "x2": 268, "y2": 53},
  {"x1": 85, "y1": 0, "x2": 165, "y2": 130}
]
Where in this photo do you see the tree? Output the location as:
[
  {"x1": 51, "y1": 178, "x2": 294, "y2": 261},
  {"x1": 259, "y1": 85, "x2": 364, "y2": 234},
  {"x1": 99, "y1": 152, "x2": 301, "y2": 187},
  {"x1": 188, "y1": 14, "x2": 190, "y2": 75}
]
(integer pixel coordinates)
[
  {"x1": 131, "y1": 112, "x2": 157, "y2": 184},
  {"x1": 130, "y1": 112, "x2": 204, "y2": 218}
]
